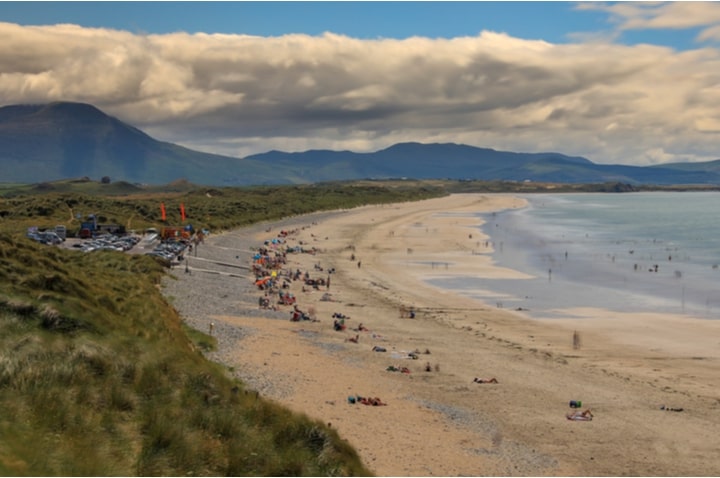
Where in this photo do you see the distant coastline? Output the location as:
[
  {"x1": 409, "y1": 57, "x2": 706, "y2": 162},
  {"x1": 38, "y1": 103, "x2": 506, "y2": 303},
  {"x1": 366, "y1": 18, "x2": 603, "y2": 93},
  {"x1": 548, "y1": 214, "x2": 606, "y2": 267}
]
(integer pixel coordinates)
[{"x1": 430, "y1": 191, "x2": 720, "y2": 320}]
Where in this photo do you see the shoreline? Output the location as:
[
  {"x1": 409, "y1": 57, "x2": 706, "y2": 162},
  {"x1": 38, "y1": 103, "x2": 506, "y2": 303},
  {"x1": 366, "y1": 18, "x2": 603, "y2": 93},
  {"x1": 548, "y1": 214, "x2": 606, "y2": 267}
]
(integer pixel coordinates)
[
  {"x1": 473, "y1": 192, "x2": 720, "y2": 320},
  {"x1": 163, "y1": 194, "x2": 720, "y2": 476}
]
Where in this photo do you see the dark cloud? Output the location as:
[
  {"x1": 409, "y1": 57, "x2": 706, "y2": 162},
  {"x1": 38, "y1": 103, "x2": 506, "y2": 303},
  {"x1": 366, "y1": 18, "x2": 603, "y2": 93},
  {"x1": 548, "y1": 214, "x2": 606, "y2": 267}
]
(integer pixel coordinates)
[{"x1": 1, "y1": 24, "x2": 720, "y2": 164}]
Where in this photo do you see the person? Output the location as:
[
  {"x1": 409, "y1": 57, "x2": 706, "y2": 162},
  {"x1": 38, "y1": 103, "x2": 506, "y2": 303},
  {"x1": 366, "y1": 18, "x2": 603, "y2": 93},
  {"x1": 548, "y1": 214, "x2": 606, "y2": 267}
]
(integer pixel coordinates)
[
  {"x1": 359, "y1": 396, "x2": 386, "y2": 406},
  {"x1": 566, "y1": 409, "x2": 593, "y2": 421},
  {"x1": 473, "y1": 377, "x2": 498, "y2": 384},
  {"x1": 347, "y1": 334, "x2": 359, "y2": 343}
]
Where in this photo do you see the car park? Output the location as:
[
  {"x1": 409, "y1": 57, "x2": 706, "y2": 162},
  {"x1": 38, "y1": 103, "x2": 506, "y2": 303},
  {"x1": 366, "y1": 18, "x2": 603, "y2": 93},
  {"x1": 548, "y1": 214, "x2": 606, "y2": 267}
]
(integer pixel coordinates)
[
  {"x1": 27, "y1": 227, "x2": 189, "y2": 265},
  {"x1": 27, "y1": 230, "x2": 64, "y2": 245}
]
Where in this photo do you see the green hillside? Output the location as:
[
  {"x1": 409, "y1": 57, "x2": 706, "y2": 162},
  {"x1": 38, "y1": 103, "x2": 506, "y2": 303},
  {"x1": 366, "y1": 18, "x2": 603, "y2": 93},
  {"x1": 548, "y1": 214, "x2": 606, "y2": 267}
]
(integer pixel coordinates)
[
  {"x1": 0, "y1": 183, "x2": 448, "y2": 476},
  {"x1": 0, "y1": 234, "x2": 372, "y2": 476}
]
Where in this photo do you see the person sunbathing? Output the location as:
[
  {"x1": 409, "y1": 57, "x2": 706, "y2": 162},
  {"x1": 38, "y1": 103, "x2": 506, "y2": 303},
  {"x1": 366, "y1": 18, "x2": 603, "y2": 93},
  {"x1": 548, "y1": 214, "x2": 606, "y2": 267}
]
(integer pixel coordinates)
[
  {"x1": 360, "y1": 396, "x2": 387, "y2": 406},
  {"x1": 346, "y1": 334, "x2": 359, "y2": 343},
  {"x1": 567, "y1": 409, "x2": 593, "y2": 421},
  {"x1": 473, "y1": 377, "x2": 498, "y2": 384}
]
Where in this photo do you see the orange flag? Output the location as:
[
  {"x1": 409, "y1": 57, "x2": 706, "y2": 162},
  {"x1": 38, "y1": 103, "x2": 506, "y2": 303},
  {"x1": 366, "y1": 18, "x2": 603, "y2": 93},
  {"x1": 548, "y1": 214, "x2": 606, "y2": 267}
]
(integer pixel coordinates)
[
  {"x1": 180, "y1": 203, "x2": 186, "y2": 221},
  {"x1": 160, "y1": 203, "x2": 166, "y2": 221}
]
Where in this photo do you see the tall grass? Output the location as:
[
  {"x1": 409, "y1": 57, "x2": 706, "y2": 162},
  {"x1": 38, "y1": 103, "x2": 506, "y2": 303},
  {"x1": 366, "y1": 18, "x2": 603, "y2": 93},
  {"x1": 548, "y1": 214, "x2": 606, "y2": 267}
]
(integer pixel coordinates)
[{"x1": 0, "y1": 229, "x2": 371, "y2": 476}]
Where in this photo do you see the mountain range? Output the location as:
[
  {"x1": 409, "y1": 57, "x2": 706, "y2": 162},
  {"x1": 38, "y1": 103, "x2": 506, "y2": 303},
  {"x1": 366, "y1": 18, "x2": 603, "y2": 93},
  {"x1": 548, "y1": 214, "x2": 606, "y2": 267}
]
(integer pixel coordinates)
[{"x1": 2, "y1": 101, "x2": 720, "y2": 186}]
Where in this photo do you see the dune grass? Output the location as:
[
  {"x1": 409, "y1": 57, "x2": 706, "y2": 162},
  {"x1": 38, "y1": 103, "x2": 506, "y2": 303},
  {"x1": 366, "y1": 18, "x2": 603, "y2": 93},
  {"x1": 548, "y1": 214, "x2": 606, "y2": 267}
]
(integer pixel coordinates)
[{"x1": 0, "y1": 232, "x2": 370, "y2": 475}]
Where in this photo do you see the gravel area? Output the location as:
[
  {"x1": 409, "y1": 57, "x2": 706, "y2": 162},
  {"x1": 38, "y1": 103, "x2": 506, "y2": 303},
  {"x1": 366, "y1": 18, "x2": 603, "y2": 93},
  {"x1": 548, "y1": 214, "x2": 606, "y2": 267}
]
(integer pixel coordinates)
[
  {"x1": 412, "y1": 398, "x2": 558, "y2": 475},
  {"x1": 160, "y1": 211, "x2": 347, "y2": 395}
]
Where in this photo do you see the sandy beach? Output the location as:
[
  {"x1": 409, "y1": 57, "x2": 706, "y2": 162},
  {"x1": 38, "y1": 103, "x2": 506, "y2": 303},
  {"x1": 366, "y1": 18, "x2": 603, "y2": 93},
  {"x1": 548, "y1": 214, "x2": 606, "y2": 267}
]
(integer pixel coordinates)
[{"x1": 163, "y1": 193, "x2": 720, "y2": 476}]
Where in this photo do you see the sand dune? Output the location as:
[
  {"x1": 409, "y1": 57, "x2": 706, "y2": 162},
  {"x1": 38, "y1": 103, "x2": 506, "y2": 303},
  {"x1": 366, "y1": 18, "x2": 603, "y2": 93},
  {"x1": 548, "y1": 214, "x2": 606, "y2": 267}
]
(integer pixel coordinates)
[{"x1": 167, "y1": 194, "x2": 720, "y2": 476}]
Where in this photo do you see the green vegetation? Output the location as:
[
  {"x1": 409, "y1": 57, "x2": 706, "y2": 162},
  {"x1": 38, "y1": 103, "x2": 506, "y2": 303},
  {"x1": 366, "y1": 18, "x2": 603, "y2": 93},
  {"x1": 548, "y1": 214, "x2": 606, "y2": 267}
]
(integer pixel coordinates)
[
  {"x1": 0, "y1": 182, "x2": 450, "y2": 476},
  {"x1": 0, "y1": 235, "x2": 371, "y2": 476},
  {"x1": 0, "y1": 180, "x2": 445, "y2": 237}
]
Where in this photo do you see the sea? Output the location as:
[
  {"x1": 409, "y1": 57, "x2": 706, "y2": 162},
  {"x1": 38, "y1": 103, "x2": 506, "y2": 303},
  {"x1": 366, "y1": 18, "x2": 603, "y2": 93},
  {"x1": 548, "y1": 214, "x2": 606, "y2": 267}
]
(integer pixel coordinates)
[{"x1": 427, "y1": 192, "x2": 720, "y2": 319}]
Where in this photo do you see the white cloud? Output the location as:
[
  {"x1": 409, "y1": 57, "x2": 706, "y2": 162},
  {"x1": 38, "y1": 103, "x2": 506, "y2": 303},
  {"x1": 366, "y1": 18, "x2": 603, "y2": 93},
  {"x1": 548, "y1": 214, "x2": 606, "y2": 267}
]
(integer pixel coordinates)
[
  {"x1": 582, "y1": 2, "x2": 720, "y2": 31},
  {"x1": 577, "y1": 1, "x2": 720, "y2": 45},
  {"x1": 1, "y1": 21, "x2": 720, "y2": 165}
]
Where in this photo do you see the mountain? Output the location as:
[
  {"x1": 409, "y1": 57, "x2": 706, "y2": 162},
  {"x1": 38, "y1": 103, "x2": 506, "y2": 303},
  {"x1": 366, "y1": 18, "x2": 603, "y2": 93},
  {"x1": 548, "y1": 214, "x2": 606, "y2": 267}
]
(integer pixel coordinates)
[
  {"x1": 1, "y1": 101, "x2": 720, "y2": 186},
  {"x1": 0, "y1": 102, "x2": 262, "y2": 185},
  {"x1": 243, "y1": 143, "x2": 720, "y2": 185}
]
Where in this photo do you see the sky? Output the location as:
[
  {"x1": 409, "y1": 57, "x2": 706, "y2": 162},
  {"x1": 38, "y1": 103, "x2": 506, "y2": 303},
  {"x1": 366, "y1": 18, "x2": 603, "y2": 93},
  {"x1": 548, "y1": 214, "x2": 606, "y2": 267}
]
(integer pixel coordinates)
[{"x1": 2, "y1": 1, "x2": 720, "y2": 165}]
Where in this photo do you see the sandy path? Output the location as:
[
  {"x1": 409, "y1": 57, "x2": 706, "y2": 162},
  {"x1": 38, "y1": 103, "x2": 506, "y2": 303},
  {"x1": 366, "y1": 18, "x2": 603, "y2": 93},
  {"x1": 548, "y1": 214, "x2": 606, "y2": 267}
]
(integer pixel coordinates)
[{"x1": 172, "y1": 194, "x2": 720, "y2": 476}]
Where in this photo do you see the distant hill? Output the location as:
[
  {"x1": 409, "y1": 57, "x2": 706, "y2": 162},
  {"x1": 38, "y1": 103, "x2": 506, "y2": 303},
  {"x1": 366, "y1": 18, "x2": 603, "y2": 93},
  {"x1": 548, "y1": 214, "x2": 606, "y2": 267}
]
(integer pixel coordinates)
[
  {"x1": 242, "y1": 143, "x2": 720, "y2": 185},
  {"x1": 2, "y1": 101, "x2": 720, "y2": 186},
  {"x1": 0, "y1": 102, "x2": 259, "y2": 185}
]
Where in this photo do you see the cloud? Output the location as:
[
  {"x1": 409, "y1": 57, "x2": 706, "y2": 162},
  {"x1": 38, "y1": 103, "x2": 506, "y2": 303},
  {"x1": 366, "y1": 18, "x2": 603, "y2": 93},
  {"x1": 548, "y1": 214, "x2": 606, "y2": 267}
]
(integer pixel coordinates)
[
  {"x1": 1, "y1": 20, "x2": 720, "y2": 165},
  {"x1": 577, "y1": 2, "x2": 720, "y2": 43},
  {"x1": 582, "y1": 2, "x2": 720, "y2": 30}
]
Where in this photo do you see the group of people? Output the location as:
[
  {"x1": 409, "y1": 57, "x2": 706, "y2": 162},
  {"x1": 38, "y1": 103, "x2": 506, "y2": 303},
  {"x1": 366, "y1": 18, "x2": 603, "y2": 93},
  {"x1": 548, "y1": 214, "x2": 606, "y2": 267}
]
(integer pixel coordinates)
[{"x1": 254, "y1": 226, "x2": 393, "y2": 407}]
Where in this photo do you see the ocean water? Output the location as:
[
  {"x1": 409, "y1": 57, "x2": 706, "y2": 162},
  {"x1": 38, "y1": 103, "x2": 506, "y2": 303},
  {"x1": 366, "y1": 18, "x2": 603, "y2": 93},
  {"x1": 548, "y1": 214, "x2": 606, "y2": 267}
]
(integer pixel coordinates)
[{"x1": 427, "y1": 192, "x2": 720, "y2": 319}]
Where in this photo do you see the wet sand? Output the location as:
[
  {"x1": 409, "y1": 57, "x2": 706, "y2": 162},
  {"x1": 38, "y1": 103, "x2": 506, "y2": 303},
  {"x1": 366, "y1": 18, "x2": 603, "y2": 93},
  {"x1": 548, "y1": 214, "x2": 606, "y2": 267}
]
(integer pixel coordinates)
[{"x1": 167, "y1": 194, "x2": 720, "y2": 476}]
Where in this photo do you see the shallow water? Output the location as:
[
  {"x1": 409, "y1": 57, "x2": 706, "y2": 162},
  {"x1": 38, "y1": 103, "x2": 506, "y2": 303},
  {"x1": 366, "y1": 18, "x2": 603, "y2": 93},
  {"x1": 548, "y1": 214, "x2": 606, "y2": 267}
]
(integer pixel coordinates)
[{"x1": 427, "y1": 192, "x2": 720, "y2": 319}]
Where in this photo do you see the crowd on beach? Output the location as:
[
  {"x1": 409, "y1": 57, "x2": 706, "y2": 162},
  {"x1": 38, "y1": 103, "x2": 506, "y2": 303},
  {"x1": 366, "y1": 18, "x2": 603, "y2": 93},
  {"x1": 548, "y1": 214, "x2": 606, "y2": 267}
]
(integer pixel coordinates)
[{"x1": 247, "y1": 225, "x2": 442, "y2": 406}]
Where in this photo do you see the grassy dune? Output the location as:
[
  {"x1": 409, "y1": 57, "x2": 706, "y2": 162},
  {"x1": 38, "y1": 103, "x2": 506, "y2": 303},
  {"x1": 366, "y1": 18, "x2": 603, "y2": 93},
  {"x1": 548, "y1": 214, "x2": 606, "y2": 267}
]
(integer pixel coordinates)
[
  {"x1": 0, "y1": 183, "x2": 446, "y2": 476},
  {"x1": 0, "y1": 234, "x2": 370, "y2": 475}
]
